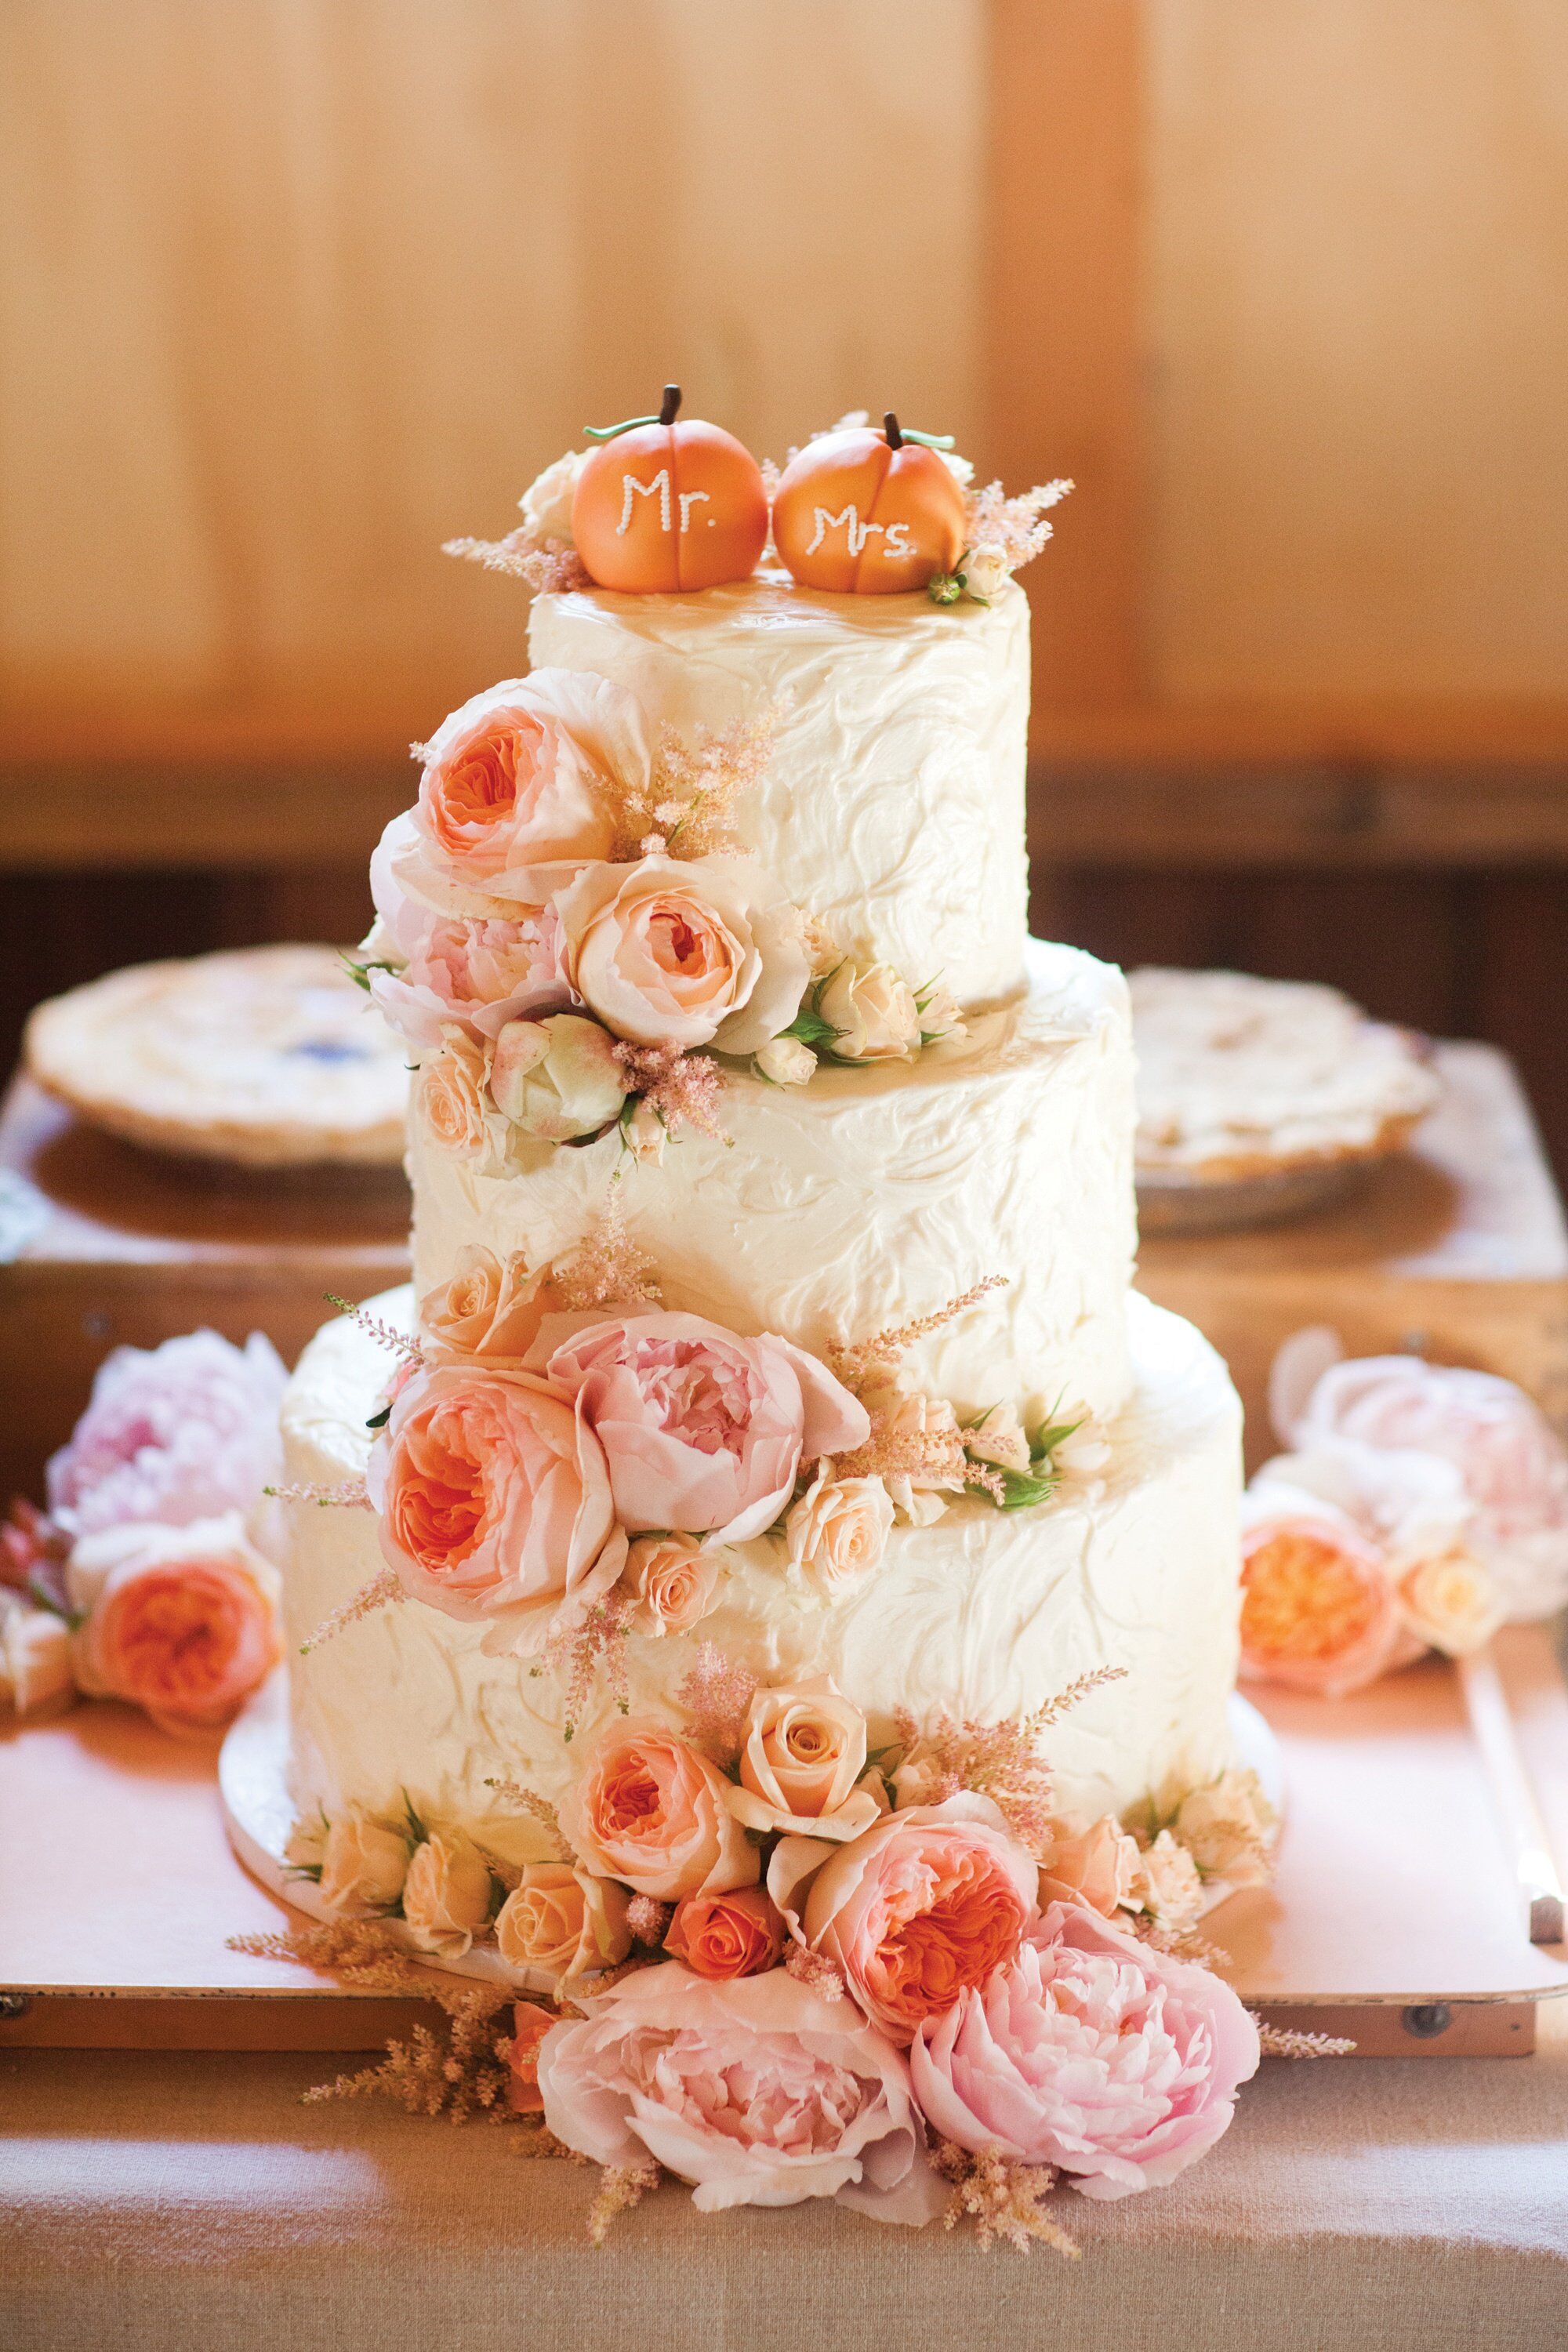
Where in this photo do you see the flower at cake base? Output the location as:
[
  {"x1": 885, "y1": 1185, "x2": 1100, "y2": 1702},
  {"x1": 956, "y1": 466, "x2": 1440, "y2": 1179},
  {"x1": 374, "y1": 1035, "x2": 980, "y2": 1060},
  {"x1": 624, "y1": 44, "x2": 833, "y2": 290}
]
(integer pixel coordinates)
[
  {"x1": 1237, "y1": 1497, "x2": 1403, "y2": 1697},
  {"x1": 536, "y1": 1962, "x2": 944, "y2": 2223},
  {"x1": 66, "y1": 1514, "x2": 281, "y2": 1735},
  {"x1": 0, "y1": 1591, "x2": 74, "y2": 1718},
  {"x1": 539, "y1": 1311, "x2": 869, "y2": 1544},
  {"x1": 415, "y1": 1027, "x2": 492, "y2": 1160},
  {"x1": 816, "y1": 960, "x2": 922, "y2": 1063},
  {"x1": 772, "y1": 1792, "x2": 1038, "y2": 2045},
  {"x1": 46, "y1": 1328, "x2": 287, "y2": 1541},
  {"x1": 725, "y1": 1677, "x2": 887, "y2": 1842},
  {"x1": 666, "y1": 1886, "x2": 787, "y2": 1980},
  {"x1": 401, "y1": 1828, "x2": 496, "y2": 1959},
  {"x1": 506, "y1": 1998, "x2": 558, "y2": 2114},
  {"x1": 1168, "y1": 1770, "x2": 1278, "y2": 1888},
  {"x1": 964, "y1": 1403, "x2": 1032, "y2": 1475},
  {"x1": 414, "y1": 671, "x2": 634, "y2": 891},
  {"x1": 1130, "y1": 1829, "x2": 1205, "y2": 1935},
  {"x1": 552, "y1": 855, "x2": 810, "y2": 1055},
  {"x1": 495, "y1": 1863, "x2": 633, "y2": 1982},
  {"x1": 316, "y1": 1807, "x2": 414, "y2": 1918},
  {"x1": 560, "y1": 1720, "x2": 760, "y2": 1902},
  {"x1": 1036, "y1": 1816, "x2": 1141, "y2": 1918},
  {"x1": 960, "y1": 545, "x2": 1011, "y2": 602},
  {"x1": 490, "y1": 1013, "x2": 628, "y2": 1142},
  {"x1": 1396, "y1": 1547, "x2": 1504, "y2": 1658},
  {"x1": 785, "y1": 1468, "x2": 894, "y2": 1598},
  {"x1": 419, "y1": 1245, "x2": 565, "y2": 1368},
  {"x1": 1288, "y1": 1352, "x2": 1568, "y2": 1620},
  {"x1": 754, "y1": 1034, "x2": 815, "y2": 1087},
  {"x1": 369, "y1": 1363, "x2": 626, "y2": 1657},
  {"x1": 623, "y1": 1533, "x2": 721, "y2": 1638},
  {"x1": 909, "y1": 1900, "x2": 1260, "y2": 2201}
]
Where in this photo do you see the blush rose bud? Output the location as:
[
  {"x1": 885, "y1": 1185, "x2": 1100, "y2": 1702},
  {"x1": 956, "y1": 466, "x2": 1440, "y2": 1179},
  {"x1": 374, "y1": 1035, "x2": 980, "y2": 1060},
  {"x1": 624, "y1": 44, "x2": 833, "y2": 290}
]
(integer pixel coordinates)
[
  {"x1": 490, "y1": 1013, "x2": 627, "y2": 1142},
  {"x1": 755, "y1": 1036, "x2": 816, "y2": 1087}
]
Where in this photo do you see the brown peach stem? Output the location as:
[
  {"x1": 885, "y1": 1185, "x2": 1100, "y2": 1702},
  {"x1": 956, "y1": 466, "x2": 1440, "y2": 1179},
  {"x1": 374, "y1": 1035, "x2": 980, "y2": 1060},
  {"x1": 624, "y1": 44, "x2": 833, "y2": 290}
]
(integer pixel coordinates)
[
  {"x1": 883, "y1": 410, "x2": 903, "y2": 449},
  {"x1": 660, "y1": 384, "x2": 682, "y2": 426}
]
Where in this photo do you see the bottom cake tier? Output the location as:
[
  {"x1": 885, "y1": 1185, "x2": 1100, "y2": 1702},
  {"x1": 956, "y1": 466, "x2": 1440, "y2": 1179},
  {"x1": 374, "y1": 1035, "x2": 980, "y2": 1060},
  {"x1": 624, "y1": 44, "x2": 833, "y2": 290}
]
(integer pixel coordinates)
[{"x1": 276, "y1": 1287, "x2": 1243, "y2": 1856}]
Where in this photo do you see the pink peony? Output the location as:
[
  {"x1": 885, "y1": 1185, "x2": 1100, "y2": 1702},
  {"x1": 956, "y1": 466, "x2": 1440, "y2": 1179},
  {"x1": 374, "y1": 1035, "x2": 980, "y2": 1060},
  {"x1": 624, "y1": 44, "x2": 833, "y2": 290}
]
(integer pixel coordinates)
[
  {"x1": 412, "y1": 672, "x2": 633, "y2": 890},
  {"x1": 537, "y1": 1962, "x2": 944, "y2": 2222},
  {"x1": 67, "y1": 1515, "x2": 281, "y2": 1736},
  {"x1": 47, "y1": 1330, "x2": 287, "y2": 1540},
  {"x1": 911, "y1": 1901, "x2": 1260, "y2": 2200},
  {"x1": 1293, "y1": 1355, "x2": 1568, "y2": 1619},
  {"x1": 559, "y1": 1719, "x2": 760, "y2": 1902},
  {"x1": 539, "y1": 1311, "x2": 869, "y2": 1544},
  {"x1": 368, "y1": 1363, "x2": 625, "y2": 1655},
  {"x1": 773, "y1": 1793, "x2": 1039, "y2": 2045}
]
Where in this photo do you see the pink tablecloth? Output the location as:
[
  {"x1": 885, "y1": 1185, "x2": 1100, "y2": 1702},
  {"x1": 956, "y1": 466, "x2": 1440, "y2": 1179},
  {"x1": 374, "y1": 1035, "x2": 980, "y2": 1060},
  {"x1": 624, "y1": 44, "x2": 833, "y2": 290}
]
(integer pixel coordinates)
[{"x1": 4, "y1": 2005, "x2": 1566, "y2": 2352}]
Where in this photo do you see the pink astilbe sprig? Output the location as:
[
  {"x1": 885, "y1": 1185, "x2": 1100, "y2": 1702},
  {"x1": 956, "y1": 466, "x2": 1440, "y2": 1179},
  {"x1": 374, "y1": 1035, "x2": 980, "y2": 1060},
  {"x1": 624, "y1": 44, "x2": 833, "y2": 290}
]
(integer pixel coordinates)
[
  {"x1": 890, "y1": 1668, "x2": 1127, "y2": 1855},
  {"x1": 1253, "y1": 2020, "x2": 1356, "y2": 2059},
  {"x1": 828, "y1": 1276, "x2": 1008, "y2": 1392},
  {"x1": 612, "y1": 1044, "x2": 731, "y2": 1145},
  {"x1": 534, "y1": 1591, "x2": 638, "y2": 1741},
  {"x1": 784, "y1": 1943, "x2": 846, "y2": 2001},
  {"x1": 964, "y1": 478, "x2": 1074, "y2": 574},
  {"x1": 483, "y1": 1776, "x2": 574, "y2": 1860},
  {"x1": 298, "y1": 1565, "x2": 401, "y2": 1655},
  {"x1": 933, "y1": 2143, "x2": 1081, "y2": 2259},
  {"x1": 675, "y1": 1640, "x2": 758, "y2": 1765},
  {"x1": 442, "y1": 528, "x2": 590, "y2": 594},
  {"x1": 553, "y1": 1196, "x2": 662, "y2": 1313},
  {"x1": 325, "y1": 1296, "x2": 427, "y2": 1370},
  {"x1": 586, "y1": 2162, "x2": 662, "y2": 2246},
  {"x1": 265, "y1": 1478, "x2": 372, "y2": 1511},
  {"x1": 626, "y1": 1895, "x2": 672, "y2": 1949},
  {"x1": 607, "y1": 710, "x2": 782, "y2": 863},
  {"x1": 833, "y1": 1412, "x2": 969, "y2": 1492}
]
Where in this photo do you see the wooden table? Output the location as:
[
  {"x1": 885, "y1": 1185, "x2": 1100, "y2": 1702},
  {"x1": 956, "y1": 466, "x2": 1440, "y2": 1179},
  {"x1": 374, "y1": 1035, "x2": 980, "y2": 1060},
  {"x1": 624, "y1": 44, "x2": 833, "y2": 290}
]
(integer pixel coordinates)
[
  {"x1": 0, "y1": 1076, "x2": 409, "y2": 1500},
  {"x1": 1138, "y1": 1040, "x2": 1568, "y2": 1468}
]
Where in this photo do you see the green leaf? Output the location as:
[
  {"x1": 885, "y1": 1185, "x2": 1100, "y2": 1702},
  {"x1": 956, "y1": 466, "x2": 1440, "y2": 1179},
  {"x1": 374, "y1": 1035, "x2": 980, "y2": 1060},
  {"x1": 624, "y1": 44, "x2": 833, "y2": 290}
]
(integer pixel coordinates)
[
  {"x1": 401, "y1": 1791, "x2": 429, "y2": 1847},
  {"x1": 364, "y1": 1403, "x2": 391, "y2": 1432},
  {"x1": 988, "y1": 1463, "x2": 1062, "y2": 1512},
  {"x1": 1029, "y1": 1416, "x2": 1084, "y2": 1466},
  {"x1": 780, "y1": 1007, "x2": 840, "y2": 1049},
  {"x1": 339, "y1": 953, "x2": 397, "y2": 994},
  {"x1": 898, "y1": 426, "x2": 956, "y2": 450},
  {"x1": 582, "y1": 412, "x2": 663, "y2": 442}
]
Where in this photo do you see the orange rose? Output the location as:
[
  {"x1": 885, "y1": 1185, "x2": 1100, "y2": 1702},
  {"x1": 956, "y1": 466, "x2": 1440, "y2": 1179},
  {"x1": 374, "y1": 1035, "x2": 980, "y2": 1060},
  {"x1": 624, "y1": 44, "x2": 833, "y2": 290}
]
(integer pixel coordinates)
[
  {"x1": 666, "y1": 1886, "x2": 786, "y2": 1980},
  {"x1": 559, "y1": 1721, "x2": 760, "y2": 1902},
  {"x1": 506, "y1": 1998, "x2": 557, "y2": 2114},
  {"x1": 414, "y1": 673, "x2": 624, "y2": 887},
  {"x1": 1239, "y1": 1502, "x2": 1403, "y2": 1697},
  {"x1": 67, "y1": 1516, "x2": 280, "y2": 1736}
]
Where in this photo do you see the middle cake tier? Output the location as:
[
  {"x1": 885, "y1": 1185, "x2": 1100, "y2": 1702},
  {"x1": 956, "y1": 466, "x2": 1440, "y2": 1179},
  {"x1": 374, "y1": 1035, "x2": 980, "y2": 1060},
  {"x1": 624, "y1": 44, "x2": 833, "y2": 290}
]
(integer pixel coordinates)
[{"x1": 412, "y1": 938, "x2": 1137, "y2": 1428}]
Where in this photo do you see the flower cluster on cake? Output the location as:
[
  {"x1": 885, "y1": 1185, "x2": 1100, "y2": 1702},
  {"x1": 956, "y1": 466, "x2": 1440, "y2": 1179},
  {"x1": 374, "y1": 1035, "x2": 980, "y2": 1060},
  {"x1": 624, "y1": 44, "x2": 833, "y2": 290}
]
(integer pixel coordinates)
[{"x1": 252, "y1": 387, "x2": 1297, "y2": 2241}]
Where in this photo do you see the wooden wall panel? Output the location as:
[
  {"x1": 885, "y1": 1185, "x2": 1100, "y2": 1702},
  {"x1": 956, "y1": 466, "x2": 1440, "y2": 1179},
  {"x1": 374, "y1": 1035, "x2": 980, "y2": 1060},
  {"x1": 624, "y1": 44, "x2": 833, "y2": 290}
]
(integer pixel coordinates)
[
  {"x1": 0, "y1": 0, "x2": 983, "y2": 762},
  {"x1": 1146, "y1": 0, "x2": 1568, "y2": 702}
]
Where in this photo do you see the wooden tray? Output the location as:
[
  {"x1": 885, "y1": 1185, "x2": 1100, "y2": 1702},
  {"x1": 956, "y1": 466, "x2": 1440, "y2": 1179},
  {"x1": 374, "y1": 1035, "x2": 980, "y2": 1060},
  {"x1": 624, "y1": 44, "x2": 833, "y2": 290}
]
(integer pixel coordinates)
[{"x1": 3, "y1": 1630, "x2": 1566, "y2": 2056}]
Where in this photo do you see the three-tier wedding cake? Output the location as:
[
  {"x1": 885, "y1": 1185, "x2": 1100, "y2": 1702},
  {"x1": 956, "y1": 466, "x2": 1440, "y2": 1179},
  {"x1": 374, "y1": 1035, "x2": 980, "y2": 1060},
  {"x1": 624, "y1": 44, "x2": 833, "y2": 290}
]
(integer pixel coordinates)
[{"x1": 267, "y1": 401, "x2": 1267, "y2": 2227}]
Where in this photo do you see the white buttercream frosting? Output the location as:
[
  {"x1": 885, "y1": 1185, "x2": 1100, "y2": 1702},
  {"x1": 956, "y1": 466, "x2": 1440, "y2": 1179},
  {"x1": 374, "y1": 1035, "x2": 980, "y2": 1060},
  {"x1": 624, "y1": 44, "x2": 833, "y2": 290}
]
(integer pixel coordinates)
[
  {"x1": 278, "y1": 1286, "x2": 1242, "y2": 1849},
  {"x1": 410, "y1": 938, "x2": 1137, "y2": 1427},
  {"x1": 528, "y1": 569, "x2": 1031, "y2": 1012}
]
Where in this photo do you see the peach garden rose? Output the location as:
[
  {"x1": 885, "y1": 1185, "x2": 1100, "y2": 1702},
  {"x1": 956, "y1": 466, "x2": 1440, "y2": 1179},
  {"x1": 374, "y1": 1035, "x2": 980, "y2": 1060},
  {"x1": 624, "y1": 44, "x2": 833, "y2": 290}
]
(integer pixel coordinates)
[
  {"x1": 552, "y1": 854, "x2": 810, "y2": 1054},
  {"x1": 1236, "y1": 1496, "x2": 1404, "y2": 1697},
  {"x1": 775, "y1": 1791, "x2": 1038, "y2": 2045},
  {"x1": 413, "y1": 672, "x2": 630, "y2": 890},
  {"x1": 370, "y1": 1363, "x2": 626, "y2": 1656},
  {"x1": 558, "y1": 1721, "x2": 760, "y2": 1903},
  {"x1": 66, "y1": 1515, "x2": 281, "y2": 1736},
  {"x1": 540, "y1": 1310, "x2": 869, "y2": 1545},
  {"x1": 537, "y1": 1963, "x2": 943, "y2": 2222}
]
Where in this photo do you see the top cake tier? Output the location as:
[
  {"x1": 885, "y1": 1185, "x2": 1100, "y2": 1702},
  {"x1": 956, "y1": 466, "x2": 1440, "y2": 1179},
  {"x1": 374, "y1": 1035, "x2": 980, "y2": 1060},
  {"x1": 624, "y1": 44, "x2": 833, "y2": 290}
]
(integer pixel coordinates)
[{"x1": 528, "y1": 570, "x2": 1031, "y2": 1012}]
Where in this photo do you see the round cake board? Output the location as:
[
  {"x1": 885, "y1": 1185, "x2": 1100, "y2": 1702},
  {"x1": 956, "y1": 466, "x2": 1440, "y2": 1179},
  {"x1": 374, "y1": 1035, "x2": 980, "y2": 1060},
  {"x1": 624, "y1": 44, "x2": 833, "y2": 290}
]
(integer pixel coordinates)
[{"x1": 220, "y1": 1670, "x2": 1283, "y2": 1994}]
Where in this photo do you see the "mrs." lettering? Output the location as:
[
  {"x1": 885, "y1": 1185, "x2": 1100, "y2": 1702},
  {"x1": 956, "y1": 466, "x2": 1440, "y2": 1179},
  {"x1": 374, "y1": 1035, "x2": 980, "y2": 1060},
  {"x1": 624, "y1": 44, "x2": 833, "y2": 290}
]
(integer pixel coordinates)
[{"x1": 804, "y1": 504, "x2": 916, "y2": 561}]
